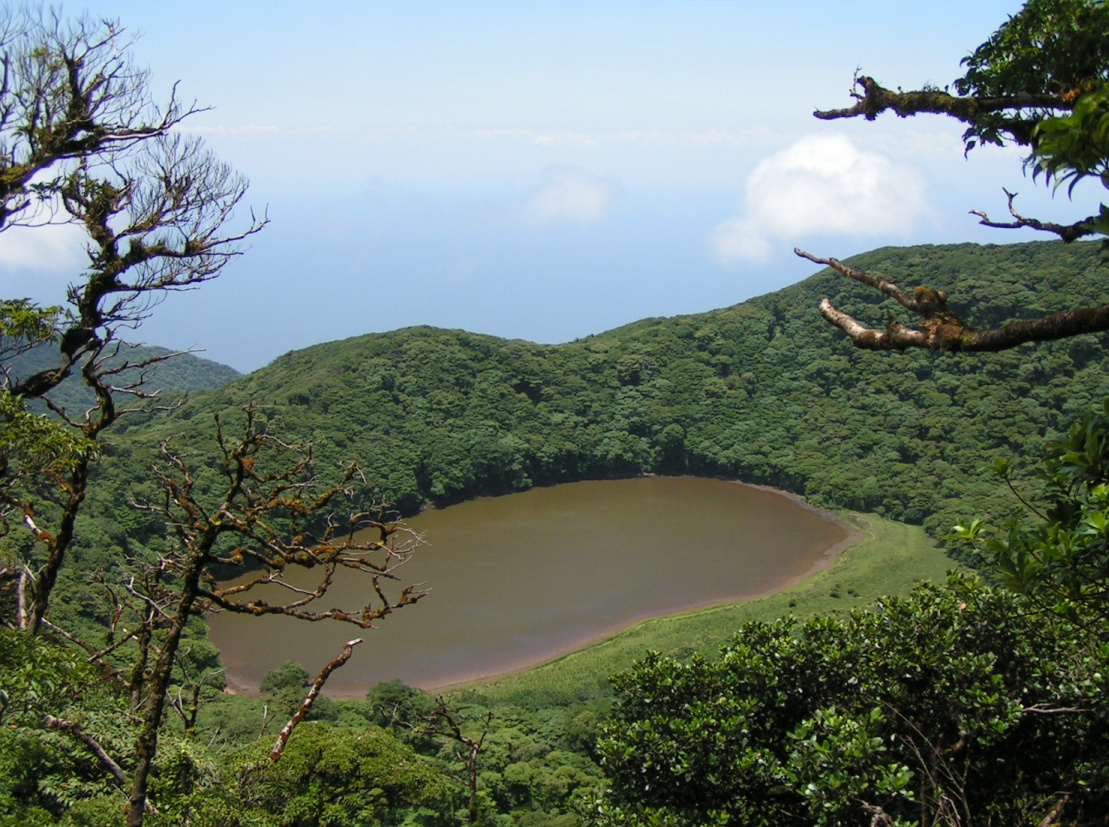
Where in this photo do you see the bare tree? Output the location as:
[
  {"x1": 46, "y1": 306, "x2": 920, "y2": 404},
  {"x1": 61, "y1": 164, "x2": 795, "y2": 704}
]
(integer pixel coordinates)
[
  {"x1": 0, "y1": 10, "x2": 421, "y2": 826},
  {"x1": 12, "y1": 401, "x2": 428, "y2": 825},
  {"x1": 0, "y1": 7, "x2": 199, "y2": 231},
  {"x1": 84, "y1": 406, "x2": 427, "y2": 825},
  {"x1": 383, "y1": 694, "x2": 493, "y2": 825},
  {"x1": 0, "y1": 9, "x2": 266, "y2": 632},
  {"x1": 0, "y1": 8, "x2": 434, "y2": 826}
]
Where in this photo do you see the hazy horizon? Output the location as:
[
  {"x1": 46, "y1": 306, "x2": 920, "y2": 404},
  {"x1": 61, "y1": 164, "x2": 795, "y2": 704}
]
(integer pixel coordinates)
[{"x1": 1, "y1": 1, "x2": 1097, "y2": 372}]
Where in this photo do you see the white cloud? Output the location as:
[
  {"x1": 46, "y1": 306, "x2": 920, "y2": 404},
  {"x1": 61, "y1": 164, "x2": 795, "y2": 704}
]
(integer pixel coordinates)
[
  {"x1": 534, "y1": 131, "x2": 598, "y2": 148},
  {"x1": 0, "y1": 221, "x2": 86, "y2": 275},
  {"x1": 711, "y1": 133, "x2": 929, "y2": 264},
  {"x1": 184, "y1": 124, "x2": 282, "y2": 137},
  {"x1": 525, "y1": 166, "x2": 618, "y2": 224},
  {"x1": 709, "y1": 218, "x2": 774, "y2": 264}
]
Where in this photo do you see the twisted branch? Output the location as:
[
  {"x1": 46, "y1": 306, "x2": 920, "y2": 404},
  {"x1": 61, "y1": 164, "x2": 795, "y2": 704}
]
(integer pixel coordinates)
[
  {"x1": 970, "y1": 188, "x2": 1100, "y2": 242},
  {"x1": 796, "y1": 248, "x2": 1109, "y2": 352},
  {"x1": 269, "y1": 638, "x2": 362, "y2": 761}
]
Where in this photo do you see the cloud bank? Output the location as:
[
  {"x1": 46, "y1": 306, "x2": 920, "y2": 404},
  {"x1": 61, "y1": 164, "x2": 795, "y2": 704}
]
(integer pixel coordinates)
[
  {"x1": 711, "y1": 133, "x2": 929, "y2": 263},
  {"x1": 525, "y1": 166, "x2": 618, "y2": 224}
]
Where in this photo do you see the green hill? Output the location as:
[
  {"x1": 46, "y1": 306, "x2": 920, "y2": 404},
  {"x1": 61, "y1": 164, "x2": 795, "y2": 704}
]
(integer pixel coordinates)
[
  {"x1": 8, "y1": 343, "x2": 240, "y2": 416},
  {"x1": 13, "y1": 238, "x2": 1109, "y2": 827},
  {"x1": 87, "y1": 240, "x2": 1109, "y2": 557}
]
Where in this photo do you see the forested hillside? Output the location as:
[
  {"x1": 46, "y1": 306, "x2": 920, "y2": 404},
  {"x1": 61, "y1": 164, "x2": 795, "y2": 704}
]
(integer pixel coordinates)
[
  {"x1": 15, "y1": 237, "x2": 1093, "y2": 826},
  {"x1": 10, "y1": 238, "x2": 1109, "y2": 826},
  {"x1": 89, "y1": 240, "x2": 1109, "y2": 553},
  {"x1": 7, "y1": 0, "x2": 1109, "y2": 821},
  {"x1": 7, "y1": 344, "x2": 240, "y2": 415}
]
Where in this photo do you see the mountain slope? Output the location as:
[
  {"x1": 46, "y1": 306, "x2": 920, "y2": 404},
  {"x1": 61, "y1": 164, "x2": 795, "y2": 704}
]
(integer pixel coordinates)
[
  {"x1": 88, "y1": 240, "x2": 1108, "y2": 554},
  {"x1": 8, "y1": 343, "x2": 240, "y2": 416}
]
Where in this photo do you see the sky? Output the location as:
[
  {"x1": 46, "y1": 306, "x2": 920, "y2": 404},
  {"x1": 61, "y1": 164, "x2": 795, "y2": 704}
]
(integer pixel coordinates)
[{"x1": 0, "y1": 0, "x2": 1097, "y2": 373}]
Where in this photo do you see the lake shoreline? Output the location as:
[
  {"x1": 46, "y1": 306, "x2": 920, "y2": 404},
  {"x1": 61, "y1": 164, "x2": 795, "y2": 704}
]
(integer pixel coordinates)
[
  {"x1": 401, "y1": 480, "x2": 864, "y2": 694},
  {"x1": 218, "y1": 477, "x2": 864, "y2": 698}
]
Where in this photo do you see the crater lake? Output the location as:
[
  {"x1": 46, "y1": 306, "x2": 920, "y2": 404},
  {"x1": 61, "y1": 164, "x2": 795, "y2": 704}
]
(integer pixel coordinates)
[{"x1": 207, "y1": 476, "x2": 855, "y2": 694}]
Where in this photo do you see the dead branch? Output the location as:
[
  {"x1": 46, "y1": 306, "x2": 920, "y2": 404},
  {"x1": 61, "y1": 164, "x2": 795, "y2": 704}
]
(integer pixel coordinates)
[
  {"x1": 269, "y1": 638, "x2": 362, "y2": 761},
  {"x1": 970, "y1": 189, "x2": 1099, "y2": 242},
  {"x1": 1021, "y1": 704, "x2": 1087, "y2": 715},
  {"x1": 797, "y1": 248, "x2": 1109, "y2": 352},
  {"x1": 16, "y1": 567, "x2": 27, "y2": 629},
  {"x1": 169, "y1": 657, "x2": 222, "y2": 734},
  {"x1": 44, "y1": 715, "x2": 128, "y2": 787},
  {"x1": 1037, "y1": 794, "x2": 1069, "y2": 827},
  {"x1": 862, "y1": 803, "x2": 896, "y2": 827},
  {"x1": 883, "y1": 705, "x2": 975, "y2": 827}
]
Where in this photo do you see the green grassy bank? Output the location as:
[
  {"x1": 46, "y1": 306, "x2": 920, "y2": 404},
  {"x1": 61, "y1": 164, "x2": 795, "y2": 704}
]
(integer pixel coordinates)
[{"x1": 467, "y1": 512, "x2": 953, "y2": 701}]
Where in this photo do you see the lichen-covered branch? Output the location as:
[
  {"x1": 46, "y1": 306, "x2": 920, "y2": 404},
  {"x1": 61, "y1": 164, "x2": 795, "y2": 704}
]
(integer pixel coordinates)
[
  {"x1": 814, "y1": 73, "x2": 1067, "y2": 146},
  {"x1": 0, "y1": 9, "x2": 203, "y2": 231},
  {"x1": 797, "y1": 248, "x2": 1109, "y2": 352},
  {"x1": 269, "y1": 638, "x2": 362, "y2": 761},
  {"x1": 803, "y1": 10, "x2": 1109, "y2": 355},
  {"x1": 111, "y1": 406, "x2": 426, "y2": 824}
]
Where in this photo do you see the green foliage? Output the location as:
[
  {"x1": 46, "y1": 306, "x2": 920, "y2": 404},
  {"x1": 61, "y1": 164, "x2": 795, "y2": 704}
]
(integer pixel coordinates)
[
  {"x1": 150, "y1": 723, "x2": 458, "y2": 827},
  {"x1": 951, "y1": 397, "x2": 1109, "y2": 620},
  {"x1": 13, "y1": 238, "x2": 1109, "y2": 824},
  {"x1": 952, "y1": 0, "x2": 1109, "y2": 152},
  {"x1": 943, "y1": 0, "x2": 1109, "y2": 253},
  {"x1": 0, "y1": 299, "x2": 62, "y2": 356},
  {"x1": 261, "y1": 661, "x2": 310, "y2": 716},
  {"x1": 1031, "y1": 78, "x2": 1109, "y2": 237},
  {"x1": 77, "y1": 241, "x2": 1109, "y2": 565},
  {"x1": 0, "y1": 629, "x2": 132, "y2": 821},
  {"x1": 598, "y1": 575, "x2": 1109, "y2": 826},
  {"x1": 0, "y1": 390, "x2": 91, "y2": 484},
  {"x1": 957, "y1": 0, "x2": 1109, "y2": 100},
  {"x1": 366, "y1": 680, "x2": 439, "y2": 751},
  {"x1": 0, "y1": 302, "x2": 93, "y2": 505},
  {"x1": 1033, "y1": 82, "x2": 1109, "y2": 190},
  {"x1": 782, "y1": 707, "x2": 914, "y2": 827}
]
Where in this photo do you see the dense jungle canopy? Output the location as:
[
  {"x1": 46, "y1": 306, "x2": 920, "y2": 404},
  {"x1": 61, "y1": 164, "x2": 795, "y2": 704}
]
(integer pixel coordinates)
[
  {"x1": 11, "y1": 236, "x2": 1109, "y2": 827},
  {"x1": 6, "y1": 0, "x2": 1109, "y2": 822},
  {"x1": 77, "y1": 240, "x2": 1109, "y2": 547}
]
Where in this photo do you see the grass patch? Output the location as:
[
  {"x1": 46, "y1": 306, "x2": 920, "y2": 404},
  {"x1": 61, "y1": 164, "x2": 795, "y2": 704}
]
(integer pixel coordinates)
[{"x1": 465, "y1": 512, "x2": 954, "y2": 702}]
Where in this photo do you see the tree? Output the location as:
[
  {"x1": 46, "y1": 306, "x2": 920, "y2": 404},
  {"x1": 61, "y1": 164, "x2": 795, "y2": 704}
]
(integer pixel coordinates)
[
  {"x1": 1, "y1": 408, "x2": 428, "y2": 825},
  {"x1": 796, "y1": 0, "x2": 1109, "y2": 352},
  {"x1": 0, "y1": 10, "x2": 426, "y2": 826},
  {"x1": 374, "y1": 686, "x2": 495, "y2": 824},
  {"x1": 108, "y1": 407, "x2": 425, "y2": 823},
  {"x1": 179, "y1": 722, "x2": 458, "y2": 826},
  {"x1": 950, "y1": 397, "x2": 1109, "y2": 625},
  {"x1": 599, "y1": 6, "x2": 1109, "y2": 821},
  {"x1": 0, "y1": 7, "x2": 266, "y2": 634},
  {"x1": 597, "y1": 575, "x2": 1109, "y2": 827},
  {"x1": 260, "y1": 660, "x2": 313, "y2": 718}
]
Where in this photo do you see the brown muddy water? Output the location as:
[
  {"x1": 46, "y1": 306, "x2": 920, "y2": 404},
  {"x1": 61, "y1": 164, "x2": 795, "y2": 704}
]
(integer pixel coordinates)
[{"x1": 207, "y1": 477, "x2": 852, "y2": 695}]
